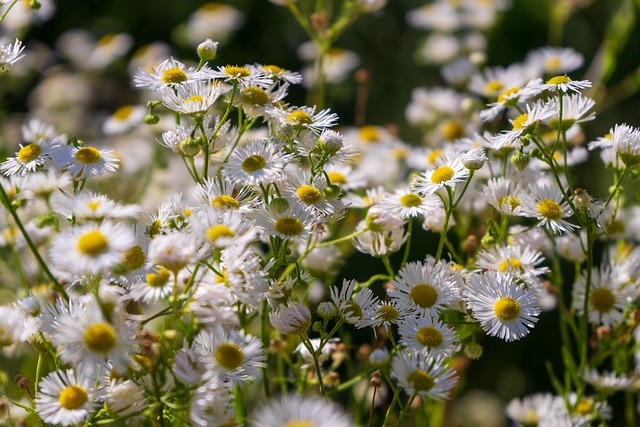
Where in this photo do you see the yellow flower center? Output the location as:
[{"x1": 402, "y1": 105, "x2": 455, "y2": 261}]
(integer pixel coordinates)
[
  {"x1": 214, "y1": 343, "x2": 244, "y2": 370},
  {"x1": 274, "y1": 217, "x2": 303, "y2": 236},
  {"x1": 241, "y1": 155, "x2": 266, "y2": 172},
  {"x1": 431, "y1": 166, "x2": 455, "y2": 184},
  {"x1": 537, "y1": 199, "x2": 563, "y2": 220},
  {"x1": 113, "y1": 105, "x2": 134, "y2": 121},
  {"x1": 241, "y1": 87, "x2": 270, "y2": 106},
  {"x1": 17, "y1": 143, "x2": 42, "y2": 163},
  {"x1": 185, "y1": 95, "x2": 203, "y2": 105},
  {"x1": 498, "y1": 195, "x2": 520, "y2": 211},
  {"x1": 427, "y1": 150, "x2": 442, "y2": 165},
  {"x1": 392, "y1": 147, "x2": 409, "y2": 160},
  {"x1": 161, "y1": 67, "x2": 188, "y2": 84},
  {"x1": 327, "y1": 171, "x2": 346, "y2": 184},
  {"x1": 546, "y1": 75, "x2": 571, "y2": 85},
  {"x1": 287, "y1": 110, "x2": 313, "y2": 125},
  {"x1": 77, "y1": 230, "x2": 109, "y2": 256},
  {"x1": 263, "y1": 65, "x2": 284, "y2": 74},
  {"x1": 206, "y1": 224, "x2": 235, "y2": 242},
  {"x1": 283, "y1": 421, "x2": 316, "y2": 427},
  {"x1": 83, "y1": 322, "x2": 117, "y2": 353},
  {"x1": 343, "y1": 300, "x2": 363, "y2": 322},
  {"x1": 410, "y1": 284, "x2": 438, "y2": 308},
  {"x1": 297, "y1": 185, "x2": 321, "y2": 204},
  {"x1": 86, "y1": 200, "x2": 101, "y2": 212},
  {"x1": 497, "y1": 87, "x2": 520, "y2": 103},
  {"x1": 575, "y1": 398, "x2": 593, "y2": 416},
  {"x1": 400, "y1": 193, "x2": 422, "y2": 207},
  {"x1": 376, "y1": 305, "x2": 399, "y2": 322},
  {"x1": 440, "y1": 120, "x2": 464, "y2": 140},
  {"x1": 96, "y1": 33, "x2": 116, "y2": 46},
  {"x1": 493, "y1": 297, "x2": 520, "y2": 320},
  {"x1": 589, "y1": 288, "x2": 615, "y2": 313},
  {"x1": 59, "y1": 385, "x2": 88, "y2": 410},
  {"x1": 212, "y1": 195, "x2": 240, "y2": 209},
  {"x1": 358, "y1": 125, "x2": 380, "y2": 142},
  {"x1": 223, "y1": 65, "x2": 250, "y2": 78},
  {"x1": 416, "y1": 326, "x2": 443, "y2": 348},
  {"x1": 484, "y1": 79, "x2": 505, "y2": 95},
  {"x1": 512, "y1": 113, "x2": 529, "y2": 130},
  {"x1": 406, "y1": 370, "x2": 435, "y2": 392},
  {"x1": 498, "y1": 257, "x2": 524, "y2": 273},
  {"x1": 75, "y1": 147, "x2": 102, "y2": 164},
  {"x1": 122, "y1": 245, "x2": 146, "y2": 270},
  {"x1": 146, "y1": 268, "x2": 171, "y2": 287},
  {"x1": 544, "y1": 57, "x2": 562, "y2": 71}
]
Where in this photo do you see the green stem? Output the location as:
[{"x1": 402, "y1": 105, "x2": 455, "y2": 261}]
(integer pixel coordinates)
[
  {"x1": 316, "y1": 228, "x2": 367, "y2": 247},
  {"x1": 261, "y1": 300, "x2": 271, "y2": 398},
  {"x1": 382, "y1": 383, "x2": 403, "y2": 427},
  {"x1": 0, "y1": 0, "x2": 19, "y2": 24},
  {"x1": 302, "y1": 333, "x2": 327, "y2": 397},
  {"x1": 395, "y1": 392, "x2": 418, "y2": 427},
  {"x1": 399, "y1": 217, "x2": 413, "y2": 270},
  {"x1": 381, "y1": 255, "x2": 395, "y2": 277}
]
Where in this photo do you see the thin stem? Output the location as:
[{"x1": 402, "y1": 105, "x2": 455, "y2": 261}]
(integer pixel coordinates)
[
  {"x1": 382, "y1": 384, "x2": 402, "y2": 427},
  {"x1": 400, "y1": 217, "x2": 413, "y2": 270},
  {"x1": 316, "y1": 228, "x2": 367, "y2": 247},
  {"x1": 302, "y1": 333, "x2": 327, "y2": 397},
  {"x1": 0, "y1": 0, "x2": 19, "y2": 24},
  {"x1": 381, "y1": 255, "x2": 395, "y2": 277},
  {"x1": 395, "y1": 392, "x2": 417, "y2": 427},
  {"x1": 261, "y1": 300, "x2": 271, "y2": 398}
]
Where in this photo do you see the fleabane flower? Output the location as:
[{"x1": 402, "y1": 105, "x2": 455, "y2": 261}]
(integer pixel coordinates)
[
  {"x1": 49, "y1": 221, "x2": 134, "y2": 275},
  {"x1": 249, "y1": 394, "x2": 353, "y2": 427},
  {"x1": 35, "y1": 368, "x2": 100, "y2": 427},
  {"x1": 519, "y1": 183, "x2": 576, "y2": 234},
  {"x1": 330, "y1": 279, "x2": 379, "y2": 328},
  {"x1": 391, "y1": 349, "x2": 458, "y2": 401},
  {"x1": 0, "y1": 136, "x2": 62, "y2": 176},
  {"x1": 487, "y1": 102, "x2": 555, "y2": 150},
  {"x1": 0, "y1": 38, "x2": 25, "y2": 73},
  {"x1": 479, "y1": 78, "x2": 542, "y2": 122},
  {"x1": 526, "y1": 46, "x2": 584, "y2": 75},
  {"x1": 481, "y1": 177, "x2": 524, "y2": 216},
  {"x1": 53, "y1": 144, "x2": 120, "y2": 179},
  {"x1": 271, "y1": 105, "x2": 339, "y2": 135},
  {"x1": 398, "y1": 315, "x2": 460, "y2": 359},
  {"x1": 572, "y1": 267, "x2": 637, "y2": 327},
  {"x1": 610, "y1": 123, "x2": 640, "y2": 167},
  {"x1": 526, "y1": 75, "x2": 592, "y2": 96},
  {"x1": 412, "y1": 153, "x2": 469, "y2": 197},
  {"x1": 476, "y1": 244, "x2": 549, "y2": 281},
  {"x1": 148, "y1": 230, "x2": 198, "y2": 274},
  {"x1": 224, "y1": 139, "x2": 292, "y2": 185},
  {"x1": 255, "y1": 199, "x2": 318, "y2": 243},
  {"x1": 206, "y1": 64, "x2": 273, "y2": 88},
  {"x1": 269, "y1": 302, "x2": 312, "y2": 335},
  {"x1": 190, "y1": 206, "x2": 256, "y2": 251},
  {"x1": 161, "y1": 80, "x2": 224, "y2": 116},
  {"x1": 379, "y1": 187, "x2": 442, "y2": 219},
  {"x1": 464, "y1": 272, "x2": 541, "y2": 342},
  {"x1": 134, "y1": 57, "x2": 205, "y2": 91}
]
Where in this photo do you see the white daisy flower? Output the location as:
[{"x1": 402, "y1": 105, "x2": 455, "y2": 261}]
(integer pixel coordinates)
[
  {"x1": 352, "y1": 220, "x2": 407, "y2": 257},
  {"x1": 371, "y1": 299, "x2": 409, "y2": 328},
  {"x1": 388, "y1": 259, "x2": 459, "y2": 319},
  {"x1": 525, "y1": 75, "x2": 592, "y2": 96},
  {"x1": 0, "y1": 303, "x2": 39, "y2": 345},
  {"x1": 487, "y1": 102, "x2": 555, "y2": 150},
  {"x1": 249, "y1": 394, "x2": 352, "y2": 427},
  {"x1": 583, "y1": 369, "x2": 635, "y2": 395},
  {"x1": 148, "y1": 230, "x2": 198, "y2": 273},
  {"x1": 519, "y1": 183, "x2": 576, "y2": 234},
  {"x1": 572, "y1": 267, "x2": 637, "y2": 327},
  {"x1": 235, "y1": 83, "x2": 288, "y2": 118},
  {"x1": 206, "y1": 63, "x2": 273, "y2": 88},
  {"x1": 468, "y1": 64, "x2": 527, "y2": 99},
  {"x1": 567, "y1": 393, "x2": 612, "y2": 425},
  {"x1": 390, "y1": 349, "x2": 458, "y2": 401},
  {"x1": 269, "y1": 302, "x2": 312, "y2": 335},
  {"x1": 255, "y1": 199, "x2": 318, "y2": 243},
  {"x1": 479, "y1": 78, "x2": 542, "y2": 122},
  {"x1": 412, "y1": 153, "x2": 469, "y2": 197},
  {"x1": 48, "y1": 296, "x2": 137, "y2": 375},
  {"x1": 35, "y1": 368, "x2": 100, "y2": 427},
  {"x1": 464, "y1": 272, "x2": 541, "y2": 342},
  {"x1": 173, "y1": 347, "x2": 206, "y2": 386},
  {"x1": 379, "y1": 187, "x2": 442, "y2": 219},
  {"x1": 193, "y1": 177, "x2": 255, "y2": 212},
  {"x1": 19, "y1": 169, "x2": 71, "y2": 200},
  {"x1": 192, "y1": 325, "x2": 266, "y2": 386},
  {"x1": 224, "y1": 139, "x2": 292, "y2": 186},
  {"x1": 260, "y1": 64, "x2": 303, "y2": 85},
  {"x1": 476, "y1": 244, "x2": 549, "y2": 281},
  {"x1": 526, "y1": 46, "x2": 584, "y2": 75},
  {"x1": 330, "y1": 279, "x2": 379, "y2": 328},
  {"x1": 53, "y1": 144, "x2": 120, "y2": 179},
  {"x1": 220, "y1": 244, "x2": 270, "y2": 308},
  {"x1": 544, "y1": 93, "x2": 595, "y2": 131},
  {"x1": 104, "y1": 379, "x2": 147, "y2": 418},
  {"x1": 189, "y1": 277, "x2": 240, "y2": 328},
  {"x1": 127, "y1": 267, "x2": 173, "y2": 303},
  {"x1": 161, "y1": 80, "x2": 224, "y2": 116},
  {"x1": 481, "y1": 177, "x2": 524, "y2": 216},
  {"x1": 49, "y1": 221, "x2": 134, "y2": 275},
  {"x1": 51, "y1": 190, "x2": 141, "y2": 221},
  {"x1": 190, "y1": 206, "x2": 256, "y2": 251},
  {"x1": 0, "y1": 38, "x2": 25, "y2": 73},
  {"x1": 398, "y1": 316, "x2": 460, "y2": 359},
  {"x1": 190, "y1": 381, "x2": 236, "y2": 427},
  {"x1": 133, "y1": 57, "x2": 205, "y2": 91},
  {"x1": 271, "y1": 105, "x2": 339, "y2": 134},
  {"x1": 610, "y1": 123, "x2": 640, "y2": 167},
  {"x1": 0, "y1": 135, "x2": 62, "y2": 176},
  {"x1": 506, "y1": 393, "x2": 566, "y2": 427},
  {"x1": 103, "y1": 104, "x2": 146, "y2": 135},
  {"x1": 284, "y1": 169, "x2": 336, "y2": 217}
]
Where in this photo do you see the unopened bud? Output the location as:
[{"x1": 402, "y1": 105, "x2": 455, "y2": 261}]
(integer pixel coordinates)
[
  {"x1": 180, "y1": 136, "x2": 201, "y2": 157},
  {"x1": 269, "y1": 197, "x2": 289, "y2": 214},
  {"x1": 573, "y1": 188, "x2": 592, "y2": 210},
  {"x1": 318, "y1": 130, "x2": 344, "y2": 154},
  {"x1": 322, "y1": 184, "x2": 342, "y2": 200},
  {"x1": 197, "y1": 39, "x2": 218, "y2": 61},
  {"x1": 317, "y1": 301, "x2": 337, "y2": 319},
  {"x1": 481, "y1": 233, "x2": 496, "y2": 248},
  {"x1": 28, "y1": 0, "x2": 41, "y2": 10},
  {"x1": 145, "y1": 113, "x2": 160, "y2": 125},
  {"x1": 464, "y1": 342, "x2": 483, "y2": 359},
  {"x1": 511, "y1": 151, "x2": 530, "y2": 172}
]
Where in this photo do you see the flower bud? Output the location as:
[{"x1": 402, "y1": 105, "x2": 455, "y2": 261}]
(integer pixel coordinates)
[
  {"x1": 462, "y1": 147, "x2": 488, "y2": 170},
  {"x1": 180, "y1": 136, "x2": 201, "y2": 157},
  {"x1": 145, "y1": 113, "x2": 160, "y2": 125},
  {"x1": 317, "y1": 301, "x2": 337, "y2": 319},
  {"x1": 269, "y1": 197, "x2": 290, "y2": 214},
  {"x1": 318, "y1": 130, "x2": 344, "y2": 154},
  {"x1": 369, "y1": 348, "x2": 390, "y2": 367},
  {"x1": 574, "y1": 188, "x2": 592, "y2": 210},
  {"x1": 322, "y1": 184, "x2": 342, "y2": 200},
  {"x1": 464, "y1": 342, "x2": 483, "y2": 359},
  {"x1": 511, "y1": 151, "x2": 530, "y2": 172},
  {"x1": 197, "y1": 39, "x2": 218, "y2": 61}
]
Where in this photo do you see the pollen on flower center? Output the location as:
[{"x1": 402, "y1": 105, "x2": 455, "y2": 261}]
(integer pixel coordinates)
[
  {"x1": 377, "y1": 305, "x2": 399, "y2": 322},
  {"x1": 441, "y1": 120, "x2": 464, "y2": 140},
  {"x1": 206, "y1": 224, "x2": 235, "y2": 242},
  {"x1": 484, "y1": 79, "x2": 505, "y2": 94},
  {"x1": 546, "y1": 75, "x2": 571, "y2": 85},
  {"x1": 83, "y1": 322, "x2": 117, "y2": 353},
  {"x1": 263, "y1": 64, "x2": 284, "y2": 74},
  {"x1": 537, "y1": 199, "x2": 563, "y2": 220},
  {"x1": 274, "y1": 217, "x2": 303, "y2": 236},
  {"x1": 297, "y1": 185, "x2": 321, "y2": 204},
  {"x1": 589, "y1": 288, "x2": 615, "y2": 313},
  {"x1": 283, "y1": 421, "x2": 316, "y2": 427},
  {"x1": 427, "y1": 150, "x2": 442, "y2": 164},
  {"x1": 215, "y1": 343, "x2": 244, "y2": 370},
  {"x1": 410, "y1": 284, "x2": 438, "y2": 308},
  {"x1": 493, "y1": 297, "x2": 520, "y2": 320},
  {"x1": 343, "y1": 300, "x2": 363, "y2": 321},
  {"x1": 185, "y1": 95, "x2": 203, "y2": 104},
  {"x1": 212, "y1": 195, "x2": 240, "y2": 209},
  {"x1": 545, "y1": 57, "x2": 562, "y2": 71},
  {"x1": 223, "y1": 65, "x2": 250, "y2": 78},
  {"x1": 575, "y1": 398, "x2": 594, "y2": 416},
  {"x1": 416, "y1": 326, "x2": 443, "y2": 348},
  {"x1": 327, "y1": 172, "x2": 346, "y2": 184},
  {"x1": 431, "y1": 166, "x2": 455, "y2": 184},
  {"x1": 122, "y1": 245, "x2": 146, "y2": 270},
  {"x1": 161, "y1": 67, "x2": 188, "y2": 84},
  {"x1": 241, "y1": 87, "x2": 269, "y2": 106},
  {"x1": 77, "y1": 230, "x2": 109, "y2": 256},
  {"x1": 498, "y1": 257, "x2": 524, "y2": 273},
  {"x1": 146, "y1": 268, "x2": 171, "y2": 287},
  {"x1": 512, "y1": 113, "x2": 529, "y2": 130},
  {"x1": 75, "y1": 147, "x2": 102, "y2": 164},
  {"x1": 17, "y1": 143, "x2": 42, "y2": 163},
  {"x1": 358, "y1": 125, "x2": 380, "y2": 142},
  {"x1": 287, "y1": 110, "x2": 313, "y2": 125},
  {"x1": 406, "y1": 370, "x2": 435, "y2": 392},
  {"x1": 59, "y1": 385, "x2": 88, "y2": 410},
  {"x1": 241, "y1": 155, "x2": 267, "y2": 172},
  {"x1": 497, "y1": 87, "x2": 520, "y2": 103},
  {"x1": 400, "y1": 193, "x2": 422, "y2": 207},
  {"x1": 113, "y1": 105, "x2": 134, "y2": 121},
  {"x1": 498, "y1": 195, "x2": 520, "y2": 211}
]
